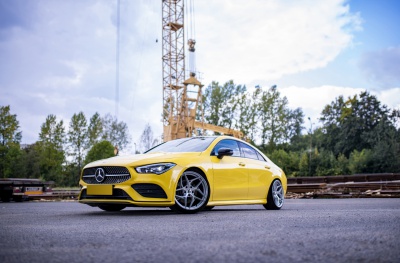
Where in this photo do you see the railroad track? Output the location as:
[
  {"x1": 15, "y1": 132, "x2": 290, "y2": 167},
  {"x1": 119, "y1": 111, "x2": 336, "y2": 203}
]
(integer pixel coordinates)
[{"x1": 286, "y1": 173, "x2": 400, "y2": 198}]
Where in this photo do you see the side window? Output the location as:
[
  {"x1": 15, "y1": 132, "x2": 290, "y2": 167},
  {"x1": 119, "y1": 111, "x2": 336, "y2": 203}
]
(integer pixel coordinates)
[
  {"x1": 256, "y1": 151, "x2": 266, "y2": 162},
  {"x1": 239, "y1": 142, "x2": 259, "y2": 160},
  {"x1": 211, "y1": 139, "x2": 241, "y2": 157}
]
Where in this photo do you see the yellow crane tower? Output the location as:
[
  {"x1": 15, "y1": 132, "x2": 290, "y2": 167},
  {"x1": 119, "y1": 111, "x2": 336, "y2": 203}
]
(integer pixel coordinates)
[{"x1": 161, "y1": 0, "x2": 243, "y2": 141}]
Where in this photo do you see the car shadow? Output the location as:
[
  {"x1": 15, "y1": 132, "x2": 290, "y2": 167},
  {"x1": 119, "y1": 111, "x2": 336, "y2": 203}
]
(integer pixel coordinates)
[{"x1": 76, "y1": 206, "x2": 285, "y2": 217}]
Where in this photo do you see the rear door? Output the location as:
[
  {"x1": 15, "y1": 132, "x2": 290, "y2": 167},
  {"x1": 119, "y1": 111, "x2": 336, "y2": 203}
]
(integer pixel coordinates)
[{"x1": 238, "y1": 142, "x2": 272, "y2": 200}]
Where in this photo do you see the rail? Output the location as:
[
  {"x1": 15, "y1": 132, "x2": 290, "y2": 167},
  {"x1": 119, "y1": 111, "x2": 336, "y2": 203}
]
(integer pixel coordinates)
[{"x1": 287, "y1": 173, "x2": 400, "y2": 198}]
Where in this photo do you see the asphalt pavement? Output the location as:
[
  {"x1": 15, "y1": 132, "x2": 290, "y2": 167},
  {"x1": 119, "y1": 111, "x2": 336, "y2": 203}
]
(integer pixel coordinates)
[{"x1": 0, "y1": 199, "x2": 399, "y2": 263}]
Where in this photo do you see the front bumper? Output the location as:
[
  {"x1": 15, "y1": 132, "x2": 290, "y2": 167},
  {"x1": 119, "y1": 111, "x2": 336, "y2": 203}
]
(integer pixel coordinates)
[{"x1": 79, "y1": 166, "x2": 180, "y2": 207}]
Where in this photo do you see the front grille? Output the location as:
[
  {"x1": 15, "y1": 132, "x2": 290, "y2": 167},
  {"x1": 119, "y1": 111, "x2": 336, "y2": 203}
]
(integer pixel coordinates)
[
  {"x1": 82, "y1": 166, "x2": 131, "y2": 184},
  {"x1": 79, "y1": 189, "x2": 132, "y2": 200},
  {"x1": 132, "y1": 184, "x2": 167, "y2": 198}
]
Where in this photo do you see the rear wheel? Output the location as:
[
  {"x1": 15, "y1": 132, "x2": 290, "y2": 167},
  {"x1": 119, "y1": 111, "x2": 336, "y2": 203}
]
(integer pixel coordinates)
[
  {"x1": 263, "y1": 179, "x2": 284, "y2": 210},
  {"x1": 98, "y1": 205, "x2": 126, "y2": 212},
  {"x1": 172, "y1": 170, "x2": 210, "y2": 214}
]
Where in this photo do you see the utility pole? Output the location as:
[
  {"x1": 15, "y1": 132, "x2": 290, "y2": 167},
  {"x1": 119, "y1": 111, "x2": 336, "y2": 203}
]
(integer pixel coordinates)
[{"x1": 308, "y1": 117, "x2": 313, "y2": 176}]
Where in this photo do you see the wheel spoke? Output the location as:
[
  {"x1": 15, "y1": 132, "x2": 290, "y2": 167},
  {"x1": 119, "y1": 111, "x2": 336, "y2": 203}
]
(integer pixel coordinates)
[
  {"x1": 189, "y1": 196, "x2": 195, "y2": 207},
  {"x1": 175, "y1": 194, "x2": 185, "y2": 200},
  {"x1": 183, "y1": 174, "x2": 189, "y2": 186},
  {"x1": 196, "y1": 188, "x2": 204, "y2": 196},
  {"x1": 193, "y1": 195, "x2": 202, "y2": 201}
]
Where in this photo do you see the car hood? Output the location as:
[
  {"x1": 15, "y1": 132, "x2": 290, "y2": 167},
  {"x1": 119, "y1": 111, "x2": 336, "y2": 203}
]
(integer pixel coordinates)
[{"x1": 84, "y1": 152, "x2": 202, "y2": 168}]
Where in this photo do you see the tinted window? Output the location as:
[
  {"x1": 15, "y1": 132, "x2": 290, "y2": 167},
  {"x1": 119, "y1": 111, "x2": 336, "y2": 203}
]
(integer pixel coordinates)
[
  {"x1": 211, "y1": 139, "x2": 240, "y2": 157},
  {"x1": 239, "y1": 142, "x2": 258, "y2": 160},
  {"x1": 256, "y1": 151, "x2": 266, "y2": 161},
  {"x1": 146, "y1": 137, "x2": 216, "y2": 153}
]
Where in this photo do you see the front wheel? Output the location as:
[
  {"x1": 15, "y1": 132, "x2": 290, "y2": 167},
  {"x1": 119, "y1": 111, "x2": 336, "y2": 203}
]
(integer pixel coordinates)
[
  {"x1": 98, "y1": 205, "x2": 126, "y2": 212},
  {"x1": 263, "y1": 179, "x2": 284, "y2": 210},
  {"x1": 172, "y1": 170, "x2": 210, "y2": 214}
]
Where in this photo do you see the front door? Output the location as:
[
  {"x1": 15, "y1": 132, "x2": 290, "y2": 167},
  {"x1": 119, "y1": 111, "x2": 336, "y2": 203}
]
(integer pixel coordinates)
[{"x1": 211, "y1": 139, "x2": 248, "y2": 201}]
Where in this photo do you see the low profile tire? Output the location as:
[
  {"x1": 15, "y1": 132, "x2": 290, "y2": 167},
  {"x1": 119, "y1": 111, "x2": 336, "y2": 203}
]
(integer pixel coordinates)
[
  {"x1": 172, "y1": 170, "x2": 210, "y2": 214},
  {"x1": 263, "y1": 179, "x2": 284, "y2": 210},
  {"x1": 98, "y1": 205, "x2": 126, "y2": 212}
]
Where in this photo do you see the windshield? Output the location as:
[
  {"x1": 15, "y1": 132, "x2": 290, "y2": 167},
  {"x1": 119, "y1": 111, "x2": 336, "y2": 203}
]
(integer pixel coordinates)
[{"x1": 145, "y1": 137, "x2": 216, "y2": 153}]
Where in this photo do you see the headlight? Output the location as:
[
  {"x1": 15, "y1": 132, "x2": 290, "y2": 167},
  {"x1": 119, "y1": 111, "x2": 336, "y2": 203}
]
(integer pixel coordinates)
[{"x1": 135, "y1": 163, "x2": 176, "y2": 175}]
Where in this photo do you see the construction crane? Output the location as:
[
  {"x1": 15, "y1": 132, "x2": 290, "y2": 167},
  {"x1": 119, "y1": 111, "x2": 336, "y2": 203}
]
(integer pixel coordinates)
[{"x1": 161, "y1": 0, "x2": 243, "y2": 141}]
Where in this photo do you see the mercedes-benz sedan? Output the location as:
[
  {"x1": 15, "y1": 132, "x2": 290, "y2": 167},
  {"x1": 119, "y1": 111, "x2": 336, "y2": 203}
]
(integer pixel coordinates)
[{"x1": 78, "y1": 136, "x2": 286, "y2": 213}]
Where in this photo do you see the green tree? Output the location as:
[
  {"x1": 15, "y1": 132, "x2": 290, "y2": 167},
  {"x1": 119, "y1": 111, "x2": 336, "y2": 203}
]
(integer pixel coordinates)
[
  {"x1": 298, "y1": 152, "x2": 309, "y2": 176},
  {"x1": 85, "y1": 140, "x2": 115, "y2": 165},
  {"x1": 22, "y1": 143, "x2": 41, "y2": 179},
  {"x1": 37, "y1": 115, "x2": 65, "y2": 184},
  {"x1": 348, "y1": 149, "x2": 373, "y2": 174},
  {"x1": 202, "y1": 80, "x2": 246, "y2": 130},
  {"x1": 315, "y1": 150, "x2": 339, "y2": 176},
  {"x1": 0, "y1": 105, "x2": 22, "y2": 178},
  {"x1": 258, "y1": 85, "x2": 304, "y2": 152},
  {"x1": 2, "y1": 143, "x2": 25, "y2": 178},
  {"x1": 101, "y1": 114, "x2": 131, "y2": 151},
  {"x1": 87, "y1": 112, "x2": 103, "y2": 147},
  {"x1": 235, "y1": 88, "x2": 261, "y2": 143},
  {"x1": 320, "y1": 91, "x2": 393, "y2": 157},
  {"x1": 0, "y1": 105, "x2": 22, "y2": 145},
  {"x1": 68, "y1": 112, "x2": 88, "y2": 172},
  {"x1": 337, "y1": 154, "x2": 350, "y2": 175}
]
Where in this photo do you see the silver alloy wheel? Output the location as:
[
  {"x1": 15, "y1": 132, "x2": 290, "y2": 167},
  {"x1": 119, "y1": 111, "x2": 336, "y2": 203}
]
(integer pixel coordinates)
[
  {"x1": 272, "y1": 179, "x2": 284, "y2": 208},
  {"x1": 175, "y1": 171, "x2": 209, "y2": 211}
]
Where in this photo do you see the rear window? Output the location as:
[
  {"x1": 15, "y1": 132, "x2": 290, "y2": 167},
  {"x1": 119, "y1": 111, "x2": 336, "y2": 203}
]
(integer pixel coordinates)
[{"x1": 145, "y1": 137, "x2": 216, "y2": 153}]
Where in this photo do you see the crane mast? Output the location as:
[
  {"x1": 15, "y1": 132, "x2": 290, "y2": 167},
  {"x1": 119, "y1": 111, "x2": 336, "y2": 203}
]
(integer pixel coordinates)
[
  {"x1": 162, "y1": 0, "x2": 243, "y2": 141},
  {"x1": 162, "y1": 0, "x2": 185, "y2": 141}
]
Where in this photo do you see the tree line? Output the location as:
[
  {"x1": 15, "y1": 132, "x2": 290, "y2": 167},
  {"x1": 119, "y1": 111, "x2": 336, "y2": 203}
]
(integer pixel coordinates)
[
  {"x1": 201, "y1": 80, "x2": 400, "y2": 176},
  {"x1": 1, "y1": 80, "x2": 399, "y2": 186},
  {"x1": 0, "y1": 107, "x2": 130, "y2": 186}
]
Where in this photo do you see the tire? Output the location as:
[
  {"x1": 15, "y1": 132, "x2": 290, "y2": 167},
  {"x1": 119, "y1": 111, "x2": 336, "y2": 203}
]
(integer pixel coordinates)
[
  {"x1": 98, "y1": 205, "x2": 126, "y2": 212},
  {"x1": 172, "y1": 170, "x2": 210, "y2": 214},
  {"x1": 263, "y1": 179, "x2": 284, "y2": 210},
  {"x1": 203, "y1": 206, "x2": 215, "y2": 211}
]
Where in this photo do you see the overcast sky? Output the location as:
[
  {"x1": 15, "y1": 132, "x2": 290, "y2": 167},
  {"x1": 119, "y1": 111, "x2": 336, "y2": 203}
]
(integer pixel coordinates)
[{"x1": 1, "y1": 0, "x2": 399, "y2": 152}]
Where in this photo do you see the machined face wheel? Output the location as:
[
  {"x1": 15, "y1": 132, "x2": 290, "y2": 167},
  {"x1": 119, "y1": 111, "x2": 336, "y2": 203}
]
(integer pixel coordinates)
[
  {"x1": 271, "y1": 179, "x2": 284, "y2": 208},
  {"x1": 264, "y1": 179, "x2": 284, "y2": 210},
  {"x1": 174, "y1": 171, "x2": 209, "y2": 213}
]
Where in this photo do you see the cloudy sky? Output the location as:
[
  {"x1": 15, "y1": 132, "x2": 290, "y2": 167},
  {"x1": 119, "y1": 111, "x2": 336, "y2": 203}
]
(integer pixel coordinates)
[{"x1": 1, "y1": 0, "x2": 399, "y2": 152}]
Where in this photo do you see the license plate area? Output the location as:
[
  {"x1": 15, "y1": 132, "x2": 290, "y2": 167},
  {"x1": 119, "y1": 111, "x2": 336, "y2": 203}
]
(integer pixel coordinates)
[{"x1": 87, "y1": 185, "x2": 113, "y2": 195}]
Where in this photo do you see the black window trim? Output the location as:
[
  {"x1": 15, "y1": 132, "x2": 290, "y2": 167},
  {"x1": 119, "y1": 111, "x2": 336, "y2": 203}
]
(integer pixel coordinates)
[
  {"x1": 211, "y1": 138, "x2": 269, "y2": 163},
  {"x1": 210, "y1": 139, "x2": 241, "y2": 158},
  {"x1": 238, "y1": 141, "x2": 269, "y2": 162}
]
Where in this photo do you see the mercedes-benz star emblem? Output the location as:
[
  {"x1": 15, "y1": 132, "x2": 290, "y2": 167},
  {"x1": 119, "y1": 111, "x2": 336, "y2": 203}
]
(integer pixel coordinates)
[{"x1": 95, "y1": 168, "x2": 106, "y2": 183}]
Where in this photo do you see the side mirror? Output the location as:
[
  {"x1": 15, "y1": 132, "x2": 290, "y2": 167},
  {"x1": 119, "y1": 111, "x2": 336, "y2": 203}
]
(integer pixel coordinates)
[{"x1": 217, "y1": 147, "x2": 233, "y2": 159}]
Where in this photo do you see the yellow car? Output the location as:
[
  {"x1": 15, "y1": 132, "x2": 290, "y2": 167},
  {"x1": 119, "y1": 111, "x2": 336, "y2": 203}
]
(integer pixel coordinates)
[{"x1": 78, "y1": 136, "x2": 287, "y2": 213}]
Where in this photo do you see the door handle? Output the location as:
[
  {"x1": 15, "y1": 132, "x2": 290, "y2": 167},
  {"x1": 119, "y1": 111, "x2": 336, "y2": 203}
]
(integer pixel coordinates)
[
  {"x1": 239, "y1": 162, "x2": 246, "y2": 167},
  {"x1": 265, "y1": 165, "x2": 271, "y2": 169}
]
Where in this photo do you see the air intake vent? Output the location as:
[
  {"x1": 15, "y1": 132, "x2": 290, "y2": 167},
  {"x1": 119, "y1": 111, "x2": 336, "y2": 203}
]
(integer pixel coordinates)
[{"x1": 132, "y1": 184, "x2": 167, "y2": 198}]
